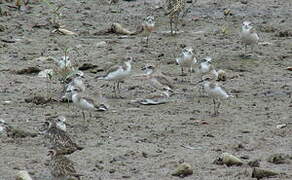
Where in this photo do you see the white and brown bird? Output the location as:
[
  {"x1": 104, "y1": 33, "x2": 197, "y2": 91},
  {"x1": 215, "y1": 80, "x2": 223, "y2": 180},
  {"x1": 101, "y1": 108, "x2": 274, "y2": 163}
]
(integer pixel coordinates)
[
  {"x1": 165, "y1": 0, "x2": 185, "y2": 35},
  {"x1": 96, "y1": 57, "x2": 133, "y2": 97},
  {"x1": 176, "y1": 47, "x2": 197, "y2": 79},
  {"x1": 240, "y1": 21, "x2": 259, "y2": 55},
  {"x1": 70, "y1": 88, "x2": 108, "y2": 120},
  {"x1": 139, "y1": 64, "x2": 174, "y2": 97},
  {"x1": 141, "y1": 16, "x2": 155, "y2": 46},
  {"x1": 196, "y1": 57, "x2": 214, "y2": 80},
  {"x1": 48, "y1": 149, "x2": 82, "y2": 180},
  {"x1": 203, "y1": 80, "x2": 230, "y2": 116},
  {"x1": 62, "y1": 73, "x2": 86, "y2": 102},
  {"x1": 42, "y1": 118, "x2": 83, "y2": 155}
]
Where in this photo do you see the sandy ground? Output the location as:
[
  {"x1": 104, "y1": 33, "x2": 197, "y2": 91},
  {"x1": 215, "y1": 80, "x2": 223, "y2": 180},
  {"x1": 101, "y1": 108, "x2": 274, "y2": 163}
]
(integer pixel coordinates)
[{"x1": 0, "y1": 0, "x2": 292, "y2": 179}]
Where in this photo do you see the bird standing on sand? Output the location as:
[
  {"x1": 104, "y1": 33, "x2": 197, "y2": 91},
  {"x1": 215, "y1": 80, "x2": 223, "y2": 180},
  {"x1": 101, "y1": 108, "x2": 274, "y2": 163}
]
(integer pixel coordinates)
[
  {"x1": 203, "y1": 80, "x2": 230, "y2": 116},
  {"x1": 165, "y1": 0, "x2": 185, "y2": 35},
  {"x1": 96, "y1": 57, "x2": 133, "y2": 98},
  {"x1": 240, "y1": 21, "x2": 259, "y2": 55}
]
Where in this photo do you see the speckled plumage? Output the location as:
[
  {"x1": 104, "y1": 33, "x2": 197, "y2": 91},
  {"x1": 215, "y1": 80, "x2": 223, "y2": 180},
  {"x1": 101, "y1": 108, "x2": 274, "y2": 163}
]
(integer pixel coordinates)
[
  {"x1": 48, "y1": 149, "x2": 82, "y2": 180},
  {"x1": 165, "y1": 0, "x2": 185, "y2": 34},
  {"x1": 44, "y1": 121, "x2": 83, "y2": 155}
]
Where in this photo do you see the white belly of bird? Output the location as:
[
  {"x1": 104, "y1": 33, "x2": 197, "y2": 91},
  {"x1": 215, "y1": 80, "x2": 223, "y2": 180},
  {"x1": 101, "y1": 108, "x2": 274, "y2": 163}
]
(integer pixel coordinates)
[
  {"x1": 178, "y1": 56, "x2": 193, "y2": 67},
  {"x1": 105, "y1": 68, "x2": 130, "y2": 81},
  {"x1": 199, "y1": 63, "x2": 210, "y2": 73},
  {"x1": 79, "y1": 99, "x2": 95, "y2": 110},
  {"x1": 241, "y1": 31, "x2": 259, "y2": 45},
  {"x1": 209, "y1": 87, "x2": 229, "y2": 99}
]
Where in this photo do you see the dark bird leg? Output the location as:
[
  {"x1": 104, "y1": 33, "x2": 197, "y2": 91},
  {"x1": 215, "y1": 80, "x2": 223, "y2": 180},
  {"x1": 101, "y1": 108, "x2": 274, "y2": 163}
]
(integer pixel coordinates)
[{"x1": 82, "y1": 111, "x2": 86, "y2": 121}]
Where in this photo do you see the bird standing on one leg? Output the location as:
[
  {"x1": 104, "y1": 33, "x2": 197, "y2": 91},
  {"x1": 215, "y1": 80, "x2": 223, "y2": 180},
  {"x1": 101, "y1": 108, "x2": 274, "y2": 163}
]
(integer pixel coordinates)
[{"x1": 165, "y1": 0, "x2": 185, "y2": 35}]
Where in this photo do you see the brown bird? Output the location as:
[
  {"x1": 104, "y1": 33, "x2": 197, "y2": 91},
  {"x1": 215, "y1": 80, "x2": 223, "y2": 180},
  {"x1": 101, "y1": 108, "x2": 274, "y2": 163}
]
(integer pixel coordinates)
[
  {"x1": 42, "y1": 119, "x2": 83, "y2": 155},
  {"x1": 165, "y1": 0, "x2": 185, "y2": 35},
  {"x1": 48, "y1": 149, "x2": 82, "y2": 180},
  {"x1": 138, "y1": 64, "x2": 174, "y2": 97}
]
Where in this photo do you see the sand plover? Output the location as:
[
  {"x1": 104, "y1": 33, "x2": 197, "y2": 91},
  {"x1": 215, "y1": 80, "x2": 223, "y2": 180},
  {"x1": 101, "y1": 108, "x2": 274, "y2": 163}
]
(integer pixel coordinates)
[
  {"x1": 203, "y1": 80, "x2": 229, "y2": 116},
  {"x1": 139, "y1": 64, "x2": 174, "y2": 96},
  {"x1": 48, "y1": 149, "x2": 82, "y2": 180},
  {"x1": 196, "y1": 57, "x2": 214, "y2": 80},
  {"x1": 62, "y1": 73, "x2": 86, "y2": 102},
  {"x1": 240, "y1": 21, "x2": 259, "y2": 55},
  {"x1": 96, "y1": 57, "x2": 133, "y2": 97},
  {"x1": 42, "y1": 118, "x2": 83, "y2": 155},
  {"x1": 70, "y1": 88, "x2": 108, "y2": 120},
  {"x1": 165, "y1": 0, "x2": 185, "y2": 35},
  {"x1": 141, "y1": 16, "x2": 155, "y2": 46},
  {"x1": 176, "y1": 47, "x2": 197, "y2": 80}
]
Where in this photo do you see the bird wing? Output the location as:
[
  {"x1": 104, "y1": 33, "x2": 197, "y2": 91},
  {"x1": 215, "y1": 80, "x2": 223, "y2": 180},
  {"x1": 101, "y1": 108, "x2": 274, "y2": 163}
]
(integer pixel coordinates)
[{"x1": 152, "y1": 73, "x2": 174, "y2": 89}]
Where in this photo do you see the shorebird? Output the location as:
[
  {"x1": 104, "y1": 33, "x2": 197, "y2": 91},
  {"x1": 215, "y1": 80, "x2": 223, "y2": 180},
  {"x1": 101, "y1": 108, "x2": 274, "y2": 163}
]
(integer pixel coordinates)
[
  {"x1": 62, "y1": 73, "x2": 86, "y2": 102},
  {"x1": 70, "y1": 88, "x2": 108, "y2": 120},
  {"x1": 176, "y1": 47, "x2": 197, "y2": 80},
  {"x1": 139, "y1": 64, "x2": 174, "y2": 96},
  {"x1": 240, "y1": 21, "x2": 259, "y2": 55},
  {"x1": 165, "y1": 0, "x2": 185, "y2": 35},
  {"x1": 203, "y1": 80, "x2": 229, "y2": 116},
  {"x1": 196, "y1": 57, "x2": 214, "y2": 80},
  {"x1": 48, "y1": 149, "x2": 82, "y2": 180},
  {"x1": 96, "y1": 57, "x2": 133, "y2": 97},
  {"x1": 41, "y1": 118, "x2": 83, "y2": 155},
  {"x1": 141, "y1": 16, "x2": 155, "y2": 46}
]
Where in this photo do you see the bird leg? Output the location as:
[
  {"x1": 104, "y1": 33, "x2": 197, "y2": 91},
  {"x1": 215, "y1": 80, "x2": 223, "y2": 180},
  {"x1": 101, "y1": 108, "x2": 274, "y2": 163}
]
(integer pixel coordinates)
[
  {"x1": 212, "y1": 98, "x2": 218, "y2": 116},
  {"x1": 170, "y1": 18, "x2": 173, "y2": 35},
  {"x1": 217, "y1": 101, "x2": 221, "y2": 115},
  {"x1": 82, "y1": 111, "x2": 86, "y2": 121}
]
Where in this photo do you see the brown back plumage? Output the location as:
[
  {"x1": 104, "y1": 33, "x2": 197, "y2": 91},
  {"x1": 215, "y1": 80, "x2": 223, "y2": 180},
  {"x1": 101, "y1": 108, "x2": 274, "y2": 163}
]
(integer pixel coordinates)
[
  {"x1": 49, "y1": 149, "x2": 82, "y2": 180},
  {"x1": 165, "y1": 0, "x2": 185, "y2": 17},
  {"x1": 45, "y1": 121, "x2": 83, "y2": 155}
]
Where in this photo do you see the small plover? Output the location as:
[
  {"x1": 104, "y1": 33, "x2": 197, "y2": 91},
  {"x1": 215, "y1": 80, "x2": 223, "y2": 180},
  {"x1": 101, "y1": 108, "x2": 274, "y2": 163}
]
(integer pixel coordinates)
[
  {"x1": 62, "y1": 73, "x2": 86, "y2": 102},
  {"x1": 240, "y1": 21, "x2": 259, "y2": 54},
  {"x1": 42, "y1": 118, "x2": 83, "y2": 155},
  {"x1": 176, "y1": 47, "x2": 197, "y2": 80},
  {"x1": 70, "y1": 88, "x2": 108, "y2": 120},
  {"x1": 48, "y1": 149, "x2": 82, "y2": 180},
  {"x1": 165, "y1": 0, "x2": 185, "y2": 35},
  {"x1": 196, "y1": 57, "x2": 214, "y2": 80},
  {"x1": 141, "y1": 16, "x2": 155, "y2": 46},
  {"x1": 96, "y1": 57, "x2": 133, "y2": 97},
  {"x1": 140, "y1": 64, "x2": 174, "y2": 96},
  {"x1": 203, "y1": 80, "x2": 229, "y2": 116}
]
